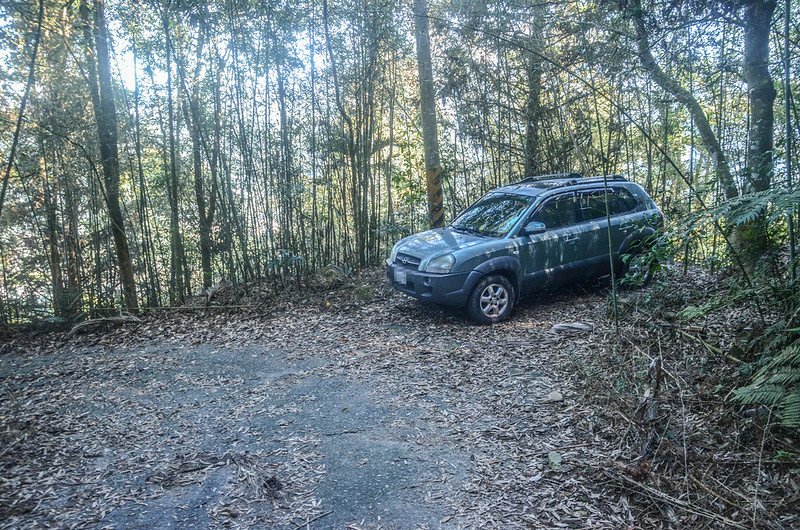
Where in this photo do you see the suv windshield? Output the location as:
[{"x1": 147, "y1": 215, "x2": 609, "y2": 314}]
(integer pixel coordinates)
[{"x1": 450, "y1": 193, "x2": 533, "y2": 238}]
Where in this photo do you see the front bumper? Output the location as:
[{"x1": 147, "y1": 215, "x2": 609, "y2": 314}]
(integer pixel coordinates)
[{"x1": 386, "y1": 261, "x2": 475, "y2": 308}]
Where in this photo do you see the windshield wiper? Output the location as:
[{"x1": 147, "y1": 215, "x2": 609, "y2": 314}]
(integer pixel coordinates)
[{"x1": 450, "y1": 225, "x2": 487, "y2": 237}]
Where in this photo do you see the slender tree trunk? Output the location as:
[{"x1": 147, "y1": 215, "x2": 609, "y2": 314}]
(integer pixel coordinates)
[
  {"x1": 412, "y1": 0, "x2": 444, "y2": 228},
  {"x1": 162, "y1": 8, "x2": 187, "y2": 302},
  {"x1": 743, "y1": 0, "x2": 777, "y2": 193},
  {"x1": 58, "y1": 150, "x2": 82, "y2": 315},
  {"x1": 80, "y1": 0, "x2": 138, "y2": 310},
  {"x1": 322, "y1": 0, "x2": 364, "y2": 265},
  {"x1": 0, "y1": 0, "x2": 44, "y2": 221},
  {"x1": 785, "y1": 0, "x2": 796, "y2": 280},
  {"x1": 132, "y1": 36, "x2": 159, "y2": 306},
  {"x1": 182, "y1": 26, "x2": 213, "y2": 289},
  {"x1": 385, "y1": 55, "x2": 396, "y2": 227},
  {"x1": 309, "y1": 12, "x2": 319, "y2": 269},
  {"x1": 41, "y1": 153, "x2": 65, "y2": 317},
  {"x1": 523, "y1": 53, "x2": 543, "y2": 177}
]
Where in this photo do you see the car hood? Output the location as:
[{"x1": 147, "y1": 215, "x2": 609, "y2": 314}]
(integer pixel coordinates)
[{"x1": 396, "y1": 228, "x2": 486, "y2": 258}]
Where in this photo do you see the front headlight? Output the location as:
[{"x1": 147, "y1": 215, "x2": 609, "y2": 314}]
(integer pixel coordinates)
[{"x1": 425, "y1": 254, "x2": 455, "y2": 274}]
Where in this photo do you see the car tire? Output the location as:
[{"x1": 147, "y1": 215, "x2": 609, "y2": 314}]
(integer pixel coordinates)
[{"x1": 467, "y1": 274, "x2": 515, "y2": 324}]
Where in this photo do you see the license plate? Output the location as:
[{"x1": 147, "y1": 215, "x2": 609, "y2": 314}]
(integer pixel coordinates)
[{"x1": 393, "y1": 268, "x2": 407, "y2": 285}]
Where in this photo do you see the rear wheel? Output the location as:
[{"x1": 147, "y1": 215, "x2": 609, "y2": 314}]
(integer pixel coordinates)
[
  {"x1": 467, "y1": 275, "x2": 515, "y2": 324},
  {"x1": 620, "y1": 246, "x2": 654, "y2": 288}
]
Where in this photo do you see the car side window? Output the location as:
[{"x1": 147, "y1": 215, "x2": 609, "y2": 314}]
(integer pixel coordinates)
[
  {"x1": 579, "y1": 188, "x2": 639, "y2": 222},
  {"x1": 616, "y1": 188, "x2": 639, "y2": 212},
  {"x1": 531, "y1": 194, "x2": 578, "y2": 229},
  {"x1": 579, "y1": 190, "x2": 609, "y2": 221}
]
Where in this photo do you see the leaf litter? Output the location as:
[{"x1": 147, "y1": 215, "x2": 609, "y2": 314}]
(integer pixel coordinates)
[{"x1": 1, "y1": 267, "x2": 798, "y2": 528}]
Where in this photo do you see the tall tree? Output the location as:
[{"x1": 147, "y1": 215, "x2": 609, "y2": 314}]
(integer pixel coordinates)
[
  {"x1": 162, "y1": 3, "x2": 188, "y2": 302},
  {"x1": 523, "y1": 11, "x2": 545, "y2": 177},
  {"x1": 738, "y1": 0, "x2": 778, "y2": 265},
  {"x1": 0, "y1": 0, "x2": 44, "y2": 220},
  {"x1": 413, "y1": 0, "x2": 444, "y2": 228},
  {"x1": 80, "y1": 0, "x2": 138, "y2": 310},
  {"x1": 743, "y1": 0, "x2": 777, "y2": 193},
  {"x1": 178, "y1": 16, "x2": 215, "y2": 290}
]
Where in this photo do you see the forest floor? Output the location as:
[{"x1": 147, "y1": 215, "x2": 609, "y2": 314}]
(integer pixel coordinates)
[{"x1": 1, "y1": 269, "x2": 798, "y2": 529}]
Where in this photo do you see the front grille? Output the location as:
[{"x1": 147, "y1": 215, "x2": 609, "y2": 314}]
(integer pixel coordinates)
[{"x1": 395, "y1": 253, "x2": 421, "y2": 270}]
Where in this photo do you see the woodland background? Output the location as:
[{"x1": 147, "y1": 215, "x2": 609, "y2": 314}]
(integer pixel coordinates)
[{"x1": 0, "y1": 0, "x2": 797, "y2": 320}]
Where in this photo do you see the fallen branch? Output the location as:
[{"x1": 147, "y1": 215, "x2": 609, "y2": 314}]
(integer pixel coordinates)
[
  {"x1": 293, "y1": 510, "x2": 332, "y2": 530},
  {"x1": 550, "y1": 322, "x2": 594, "y2": 334},
  {"x1": 690, "y1": 475, "x2": 743, "y2": 513},
  {"x1": 67, "y1": 315, "x2": 143, "y2": 338},
  {"x1": 675, "y1": 328, "x2": 744, "y2": 364},
  {"x1": 605, "y1": 470, "x2": 748, "y2": 529}
]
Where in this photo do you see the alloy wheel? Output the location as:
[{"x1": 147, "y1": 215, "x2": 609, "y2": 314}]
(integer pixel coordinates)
[{"x1": 479, "y1": 283, "x2": 509, "y2": 318}]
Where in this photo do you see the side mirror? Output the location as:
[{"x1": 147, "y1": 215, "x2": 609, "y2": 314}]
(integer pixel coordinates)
[{"x1": 522, "y1": 221, "x2": 546, "y2": 236}]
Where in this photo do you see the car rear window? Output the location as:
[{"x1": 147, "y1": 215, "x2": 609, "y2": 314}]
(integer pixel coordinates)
[{"x1": 578, "y1": 189, "x2": 638, "y2": 221}]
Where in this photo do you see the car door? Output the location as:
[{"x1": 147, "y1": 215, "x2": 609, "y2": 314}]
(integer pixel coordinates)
[
  {"x1": 575, "y1": 187, "x2": 644, "y2": 276},
  {"x1": 517, "y1": 192, "x2": 582, "y2": 291}
]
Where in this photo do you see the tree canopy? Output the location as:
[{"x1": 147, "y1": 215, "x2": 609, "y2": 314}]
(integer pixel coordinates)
[{"x1": 0, "y1": 0, "x2": 796, "y2": 319}]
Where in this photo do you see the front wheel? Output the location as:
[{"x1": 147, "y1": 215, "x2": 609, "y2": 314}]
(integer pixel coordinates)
[{"x1": 467, "y1": 275, "x2": 515, "y2": 324}]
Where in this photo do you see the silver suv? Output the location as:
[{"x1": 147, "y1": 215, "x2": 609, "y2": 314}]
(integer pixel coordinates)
[{"x1": 387, "y1": 173, "x2": 663, "y2": 323}]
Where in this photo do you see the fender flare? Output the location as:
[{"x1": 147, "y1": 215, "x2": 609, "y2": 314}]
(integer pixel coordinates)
[
  {"x1": 617, "y1": 226, "x2": 656, "y2": 262},
  {"x1": 466, "y1": 256, "x2": 523, "y2": 300}
]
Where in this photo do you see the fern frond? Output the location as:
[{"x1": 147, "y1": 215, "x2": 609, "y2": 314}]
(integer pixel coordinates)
[
  {"x1": 779, "y1": 392, "x2": 800, "y2": 428},
  {"x1": 759, "y1": 344, "x2": 800, "y2": 377},
  {"x1": 733, "y1": 384, "x2": 785, "y2": 405},
  {"x1": 767, "y1": 367, "x2": 800, "y2": 386}
]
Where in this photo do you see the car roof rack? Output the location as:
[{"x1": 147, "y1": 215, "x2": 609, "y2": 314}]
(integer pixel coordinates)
[
  {"x1": 556, "y1": 174, "x2": 628, "y2": 188},
  {"x1": 509, "y1": 172, "x2": 584, "y2": 186},
  {"x1": 508, "y1": 173, "x2": 628, "y2": 188}
]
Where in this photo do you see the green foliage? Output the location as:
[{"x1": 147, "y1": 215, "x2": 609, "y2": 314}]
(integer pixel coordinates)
[
  {"x1": 619, "y1": 233, "x2": 668, "y2": 288},
  {"x1": 709, "y1": 188, "x2": 800, "y2": 227},
  {"x1": 268, "y1": 249, "x2": 304, "y2": 276},
  {"x1": 734, "y1": 341, "x2": 800, "y2": 428},
  {"x1": 318, "y1": 263, "x2": 354, "y2": 282},
  {"x1": 775, "y1": 450, "x2": 800, "y2": 461},
  {"x1": 679, "y1": 188, "x2": 800, "y2": 271}
]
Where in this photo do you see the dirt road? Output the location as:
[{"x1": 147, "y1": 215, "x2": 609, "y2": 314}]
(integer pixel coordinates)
[{"x1": 1, "y1": 283, "x2": 621, "y2": 529}]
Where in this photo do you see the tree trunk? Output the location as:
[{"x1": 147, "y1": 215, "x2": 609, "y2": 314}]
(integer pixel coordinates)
[
  {"x1": 132, "y1": 36, "x2": 160, "y2": 306},
  {"x1": 412, "y1": 0, "x2": 444, "y2": 228},
  {"x1": 163, "y1": 9, "x2": 187, "y2": 302},
  {"x1": 743, "y1": 0, "x2": 777, "y2": 193},
  {"x1": 523, "y1": 52, "x2": 543, "y2": 177},
  {"x1": 41, "y1": 155, "x2": 65, "y2": 317},
  {"x1": 80, "y1": 0, "x2": 138, "y2": 310},
  {"x1": 181, "y1": 26, "x2": 213, "y2": 289},
  {"x1": 322, "y1": 0, "x2": 365, "y2": 265},
  {"x1": 736, "y1": 0, "x2": 778, "y2": 266},
  {"x1": 385, "y1": 55, "x2": 396, "y2": 227},
  {"x1": 0, "y1": 0, "x2": 44, "y2": 221}
]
